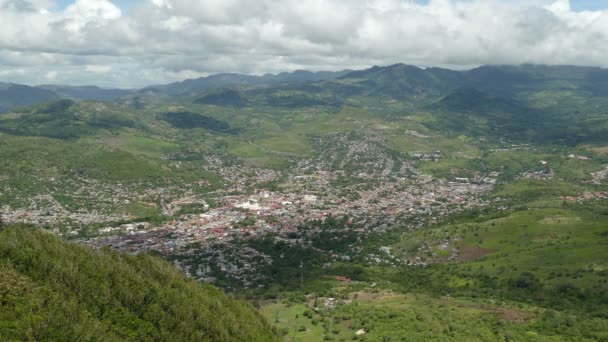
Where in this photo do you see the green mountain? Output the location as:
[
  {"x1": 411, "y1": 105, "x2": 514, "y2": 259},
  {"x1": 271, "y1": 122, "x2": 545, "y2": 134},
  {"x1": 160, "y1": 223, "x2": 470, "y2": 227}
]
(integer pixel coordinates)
[
  {"x1": 431, "y1": 87, "x2": 522, "y2": 114},
  {"x1": 146, "y1": 69, "x2": 350, "y2": 96},
  {"x1": 182, "y1": 64, "x2": 608, "y2": 145},
  {"x1": 39, "y1": 85, "x2": 133, "y2": 101},
  {"x1": 193, "y1": 88, "x2": 248, "y2": 107},
  {"x1": 0, "y1": 99, "x2": 138, "y2": 139},
  {"x1": 0, "y1": 83, "x2": 60, "y2": 113},
  {"x1": 0, "y1": 70, "x2": 348, "y2": 113},
  {"x1": 335, "y1": 63, "x2": 462, "y2": 100},
  {"x1": 0, "y1": 226, "x2": 278, "y2": 341}
]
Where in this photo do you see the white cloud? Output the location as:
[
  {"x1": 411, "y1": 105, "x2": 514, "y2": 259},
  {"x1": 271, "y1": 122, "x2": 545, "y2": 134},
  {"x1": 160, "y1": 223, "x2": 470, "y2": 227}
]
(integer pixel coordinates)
[
  {"x1": 45, "y1": 70, "x2": 58, "y2": 79},
  {"x1": 0, "y1": 0, "x2": 607, "y2": 87},
  {"x1": 85, "y1": 64, "x2": 112, "y2": 73},
  {"x1": 62, "y1": 0, "x2": 122, "y2": 32},
  {"x1": 0, "y1": 68, "x2": 26, "y2": 77}
]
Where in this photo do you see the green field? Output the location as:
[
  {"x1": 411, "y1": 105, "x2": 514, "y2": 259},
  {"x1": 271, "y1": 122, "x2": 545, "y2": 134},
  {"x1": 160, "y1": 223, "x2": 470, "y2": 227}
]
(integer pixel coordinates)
[{"x1": 261, "y1": 290, "x2": 608, "y2": 341}]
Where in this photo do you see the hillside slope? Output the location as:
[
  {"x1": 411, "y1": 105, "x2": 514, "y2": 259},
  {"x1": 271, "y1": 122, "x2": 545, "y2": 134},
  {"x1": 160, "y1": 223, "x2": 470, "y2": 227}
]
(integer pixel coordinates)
[
  {"x1": 0, "y1": 83, "x2": 59, "y2": 113},
  {"x1": 39, "y1": 85, "x2": 133, "y2": 101},
  {"x1": 146, "y1": 69, "x2": 350, "y2": 96},
  {"x1": 0, "y1": 227, "x2": 278, "y2": 341}
]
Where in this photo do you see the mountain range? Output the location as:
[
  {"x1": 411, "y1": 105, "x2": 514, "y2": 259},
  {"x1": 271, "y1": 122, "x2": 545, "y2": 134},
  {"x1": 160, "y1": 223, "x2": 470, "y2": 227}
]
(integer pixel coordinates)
[
  {"x1": 3, "y1": 63, "x2": 608, "y2": 147},
  {"x1": 0, "y1": 69, "x2": 351, "y2": 113},
  {"x1": 3, "y1": 64, "x2": 607, "y2": 113}
]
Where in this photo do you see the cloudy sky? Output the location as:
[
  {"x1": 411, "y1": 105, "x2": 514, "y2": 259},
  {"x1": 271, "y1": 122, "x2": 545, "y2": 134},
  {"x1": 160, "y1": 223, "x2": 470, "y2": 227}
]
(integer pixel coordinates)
[{"x1": 1, "y1": 0, "x2": 607, "y2": 88}]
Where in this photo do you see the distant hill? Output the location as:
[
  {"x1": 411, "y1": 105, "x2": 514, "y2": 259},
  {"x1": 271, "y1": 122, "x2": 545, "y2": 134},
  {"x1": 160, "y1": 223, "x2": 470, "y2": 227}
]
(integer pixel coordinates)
[
  {"x1": 39, "y1": 85, "x2": 133, "y2": 101},
  {"x1": 3, "y1": 63, "x2": 608, "y2": 113},
  {"x1": 0, "y1": 83, "x2": 132, "y2": 113},
  {"x1": 160, "y1": 111, "x2": 233, "y2": 132},
  {"x1": 326, "y1": 63, "x2": 608, "y2": 104},
  {"x1": 431, "y1": 87, "x2": 525, "y2": 114},
  {"x1": 336, "y1": 63, "x2": 464, "y2": 100},
  {"x1": 193, "y1": 88, "x2": 248, "y2": 107},
  {"x1": 146, "y1": 69, "x2": 350, "y2": 96},
  {"x1": 0, "y1": 83, "x2": 60, "y2": 113},
  {"x1": 425, "y1": 87, "x2": 540, "y2": 140},
  {"x1": 2, "y1": 63, "x2": 608, "y2": 144},
  {"x1": 0, "y1": 99, "x2": 138, "y2": 139},
  {"x1": 0, "y1": 227, "x2": 278, "y2": 341}
]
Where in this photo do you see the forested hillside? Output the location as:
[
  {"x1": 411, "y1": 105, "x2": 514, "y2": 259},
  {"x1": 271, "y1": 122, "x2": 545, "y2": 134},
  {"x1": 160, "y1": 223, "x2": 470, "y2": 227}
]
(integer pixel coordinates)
[{"x1": 0, "y1": 227, "x2": 278, "y2": 341}]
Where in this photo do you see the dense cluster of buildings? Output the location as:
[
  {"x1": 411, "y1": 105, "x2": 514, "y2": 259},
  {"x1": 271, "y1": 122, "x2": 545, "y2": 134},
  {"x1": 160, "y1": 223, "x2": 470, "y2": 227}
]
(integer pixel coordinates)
[
  {"x1": 4, "y1": 130, "x2": 605, "y2": 288},
  {"x1": 81, "y1": 133, "x2": 500, "y2": 284}
]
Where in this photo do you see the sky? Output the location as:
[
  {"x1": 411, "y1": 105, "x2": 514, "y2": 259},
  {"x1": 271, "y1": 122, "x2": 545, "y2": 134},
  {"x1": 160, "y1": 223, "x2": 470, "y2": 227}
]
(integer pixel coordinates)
[{"x1": 1, "y1": 0, "x2": 607, "y2": 88}]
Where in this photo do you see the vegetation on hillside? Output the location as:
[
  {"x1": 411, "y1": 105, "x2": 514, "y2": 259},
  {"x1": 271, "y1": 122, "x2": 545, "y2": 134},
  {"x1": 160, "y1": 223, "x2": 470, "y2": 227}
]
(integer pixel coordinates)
[
  {"x1": 250, "y1": 185, "x2": 608, "y2": 340},
  {"x1": 0, "y1": 227, "x2": 278, "y2": 341},
  {"x1": 160, "y1": 111, "x2": 232, "y2": 132}
]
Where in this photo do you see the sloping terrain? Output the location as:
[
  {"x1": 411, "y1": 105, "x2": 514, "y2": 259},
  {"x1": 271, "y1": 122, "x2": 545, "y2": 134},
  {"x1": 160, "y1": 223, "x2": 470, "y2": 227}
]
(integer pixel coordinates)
[
  {"x1": 0, "y1": 83, "x2": 59, "y2": 113},
  {"x1": 39, "y1": 85, "x2": 133, "y2": 101},
  {"x1": 0, "y1": 227, "x2": 278, "y2": 341},
  {"x1": 145, "y1": 70, "x2": 350, "y2": 96}
]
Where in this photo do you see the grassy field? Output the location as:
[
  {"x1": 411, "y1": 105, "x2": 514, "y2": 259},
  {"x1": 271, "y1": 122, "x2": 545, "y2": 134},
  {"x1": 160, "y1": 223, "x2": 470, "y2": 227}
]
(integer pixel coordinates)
[
  {"x1": 261, "y1": 290, "x2": 608, "y2": 341},
  {"x1": 457, "y1": 207, "x2": 608, "y2": 287},
  {"x1": 260, "y1": 191, "x2": 608, "y2": 340},
  {"x1": 94, "y1": 131, "x2": 180, "y2": 159},
  {"x1": 248, "y1": 178, "x2": 608, "y2": 341}
]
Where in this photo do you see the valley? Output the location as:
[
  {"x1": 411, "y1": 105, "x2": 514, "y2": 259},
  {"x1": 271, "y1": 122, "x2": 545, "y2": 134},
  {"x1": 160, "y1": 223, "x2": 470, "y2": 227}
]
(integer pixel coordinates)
[
  {"x1": 4, "y1": 0, "x2": 608, "y2": 339},
  {"x1": 1, "y1": 64, "x2": 608, "y2": 341}
]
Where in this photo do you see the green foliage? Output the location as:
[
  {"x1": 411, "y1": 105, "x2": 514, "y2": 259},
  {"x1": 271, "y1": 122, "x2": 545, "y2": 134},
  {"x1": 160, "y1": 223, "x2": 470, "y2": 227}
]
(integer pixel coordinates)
[
  {"x1": 0, "y1": 100, "x2": 136, "y2": 139},
  {"x1": 392, "y1": 202, "x2": 608, "y2": 317},
  {"x1": 245, "y1": 236, "x2": 325, "y2": 289},
  {"x1": 0, "y1": 227, "x2": 279, "y2": 341},
  {"x1": 194, "y1": 89, "x2": 247, "y2": 107},
  {"x1": 262, "y1": 294, "x2": 608, "y2": 341},
  {"x1": 160, "y1": 111, "x2": 232, "y2": 132}
]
